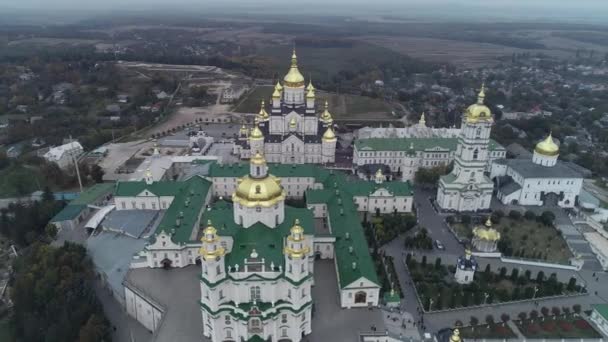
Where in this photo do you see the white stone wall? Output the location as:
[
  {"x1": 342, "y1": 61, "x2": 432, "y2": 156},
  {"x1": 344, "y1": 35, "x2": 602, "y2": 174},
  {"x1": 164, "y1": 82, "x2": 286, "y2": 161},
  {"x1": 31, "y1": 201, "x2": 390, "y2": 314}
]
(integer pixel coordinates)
[
  {"x1": 353, "y1": 194, "x2": 413, "y2": 214},
  {"x1": 591, "y1": 310, "x2": 608, "y2": 338},
  {"x1": 114, "y1": 195, "x2": 174, "y2": 211},
  {"x1": 233, "y1": 201, "x2": 285, "y2": 228},
  {"x1": 340, "y1": 287, "x2": 380, "y2": 308},
  {"x1": 125, "y1": 286, "x2": 163, "y2": 332},
  {"x1": 454, "y1": 268, "x2": 475, "y2": 284}
]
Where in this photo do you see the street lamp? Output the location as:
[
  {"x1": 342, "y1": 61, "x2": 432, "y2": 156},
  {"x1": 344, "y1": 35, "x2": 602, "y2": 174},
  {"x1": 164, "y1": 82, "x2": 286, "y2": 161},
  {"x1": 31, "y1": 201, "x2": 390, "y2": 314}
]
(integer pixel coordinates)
[
  {"x1": 533, "y1": 286, "x2": 539, "y2": 299},
  {"x1": 429, "y1": 299, "x2": 433, "y2": 311},
  {"x1": 483, "y1": 292, "x2": 489, "y2": 305}
]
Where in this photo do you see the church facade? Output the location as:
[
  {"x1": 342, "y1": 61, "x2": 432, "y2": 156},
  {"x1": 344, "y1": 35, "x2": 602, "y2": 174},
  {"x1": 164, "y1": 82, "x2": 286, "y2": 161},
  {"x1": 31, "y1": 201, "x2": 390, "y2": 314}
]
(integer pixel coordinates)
[
  {"x1": 234, "y1": 50, "x2": 337, "y2": 164},
  {"x1": 490, "y1": 133, "x2": 583, "y2": 208},
  {"x1": 436, "y1": 85, "x2": 495, "y2": 212}
]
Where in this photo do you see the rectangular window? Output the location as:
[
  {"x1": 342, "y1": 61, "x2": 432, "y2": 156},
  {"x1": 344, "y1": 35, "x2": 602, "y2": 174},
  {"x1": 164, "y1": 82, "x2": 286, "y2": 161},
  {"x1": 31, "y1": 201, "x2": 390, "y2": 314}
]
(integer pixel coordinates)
[{"x1": 281, "y1": 314, "x2": 287, "y2": 323}]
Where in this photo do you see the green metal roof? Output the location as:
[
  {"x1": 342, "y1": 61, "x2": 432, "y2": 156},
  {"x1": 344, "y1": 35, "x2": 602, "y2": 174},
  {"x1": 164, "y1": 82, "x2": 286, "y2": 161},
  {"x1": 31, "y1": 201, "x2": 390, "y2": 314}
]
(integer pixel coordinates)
[
  {"x1": 202, "y1": 201, "x2": 314, "y2": 269},
  {"x1": 593, "y1": 304, "x2": 608, "y2": 321},
  {"x1": 355, "y1": 137, "x2": 505, "y2": 152},
  {"x1": 115, "y1": 180, "x2": 179, "y2": 197},
  {"x1": 71, "y1": 183, "x2": 115, "y2": 205},
  {"x1": 383, "y1": 290, "x2": 400, "y2": 303},
  {"x1": 205, "y1": 163, "x2": 384, "y2": 289},
  {"x1": 51, "y1": 204, "x2": 87, "y2": 222},
  {"x1": 153, "y1": 176, "x2": 212, "y2": 243}
]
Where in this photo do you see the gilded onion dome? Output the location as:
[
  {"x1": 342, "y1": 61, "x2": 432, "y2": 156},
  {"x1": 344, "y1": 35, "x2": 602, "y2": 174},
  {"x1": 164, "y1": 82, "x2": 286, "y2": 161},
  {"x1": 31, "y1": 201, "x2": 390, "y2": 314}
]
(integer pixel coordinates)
[
  {"x1": 450, "y1": 329, "x2": 461, "y2": 342},
  {"x1": 258, "y1": 100, "x2": 269, "y2": 121},
  {"x1": 249, "y1": 119, "x2": 264, "y2": 141},
  {"x1": 289, "y1": 116, "x2": 297, "y2": 129},
  {"x1": 232, "y1": 153, "x2": 285, "y2": 207},
  {"x1": 250, "y1": 150, "x2": 266, "y2": 165},
  {"x1": 465, "y1": 83, "x2": 493, "y2": 123},
  {"x1": 535, "y1": 132, "x2": 559, "y2": 156},
  {"x1": 419, "y1": 112, "x2": 426, "y2": 126},
  {"x1": 239, "y1": 124, "x2": 248, "y2": 136},
  {"x1": 322, "y1": 127, "x2": 337, "y2": 142},
  {"x1": 284, "y1": 218, "x2": 310, "y2": 259},
  {"x1": 472, "y1": 217, "x2": 501, "y2": 241},
  {"x1": 320, "y1": 101, "x2": 333, "y2": 124},
  {"x1": 199, "y1": 220, "x2": 226, "y2": 260},
  {"x1": 272, "y1": 81, "x2": 282, "y2": 99},
  {"x1": 306, "y1": 82, "x2": 315, "y2": 99},
  {"x1": 375, "y1": 168, "x2": 385, "y2": 183},
  {"x1": 283, "y1": 48, "x2": 305, "y2": 88}
]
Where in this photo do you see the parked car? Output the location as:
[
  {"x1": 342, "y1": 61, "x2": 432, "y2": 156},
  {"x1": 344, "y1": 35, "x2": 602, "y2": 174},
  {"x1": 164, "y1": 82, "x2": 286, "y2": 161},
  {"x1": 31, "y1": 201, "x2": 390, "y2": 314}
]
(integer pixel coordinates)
[{"x1": 434, "y1": 240, "x2": 445, "y2": 250}]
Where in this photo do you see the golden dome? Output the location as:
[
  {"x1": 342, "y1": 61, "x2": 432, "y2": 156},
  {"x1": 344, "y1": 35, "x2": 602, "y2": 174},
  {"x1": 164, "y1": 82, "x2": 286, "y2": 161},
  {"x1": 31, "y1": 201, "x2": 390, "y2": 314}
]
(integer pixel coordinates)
[
  {"x1": 201, "y1": 220, "x2": 218, "y2": 243},
  {"x1": 288, "y1": 218, "x2": 305, "y2": 242},
  {"x1": 249, "y1": 120, "x2": 264, "y2": 141},
  {"x1": 272, "y1": 88, "x2": 281, "y2": 98},
  {"x1": 232, "y1": 175, "x2": 285, "y2": 207},
  {"x1": 485, "y1": 216, "x2": 492, "y2": 227},
  {"x1": 250, "y1": 151, "x2": 266, "y2": 166},
  {"x1": 450, "y1": 328, "x2": 461, "y2": 342},
  {"x1": 289, "y1": 116, "x2": 297, "y2": 129},
  {"x1": 306, "y1": 86, "x2": 315, "y2": 99},
  {"x1": 473, "y1": 217, "x2": 501, "y2": 242},
  {"x1": 199, "y1": 220, "x2": 226, "y2": 259},
  {"x1": 320, "y1": 101, "x2": 333, "y2": 124},
  {"x1": 465, "y1": 83, "x2": 493, "y2": 123},
  {"x1": 275, "y1": 81, "x2": 283, "y2": 92},
  {"x1": 419, "y1": 112, "x2": 426, "y2": 125},
  {"x1": 258, "y1": 100, "x2": 269, "y2": 121},
  {"x1": 322, "y1": 127, "x2": 337, "y2": 142},
  {"x1": 306, "y1": 81, "x2": 315, "y2": 92},
  {"x1": 535, "y1": 132, "x2": 559, "y2": 156},
  {"x1": 283, "y1": 48, "x2": 305, "y2": 88},
  {"x1": 239, "y1": 124, "x2": 248, "y2": 135}
]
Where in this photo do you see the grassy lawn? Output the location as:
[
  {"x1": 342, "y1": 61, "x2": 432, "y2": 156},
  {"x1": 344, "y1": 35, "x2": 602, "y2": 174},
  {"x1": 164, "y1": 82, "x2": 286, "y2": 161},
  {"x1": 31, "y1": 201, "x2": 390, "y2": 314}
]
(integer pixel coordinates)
[
  {"x1": 459, "y1": 323, "x2": 517, "y2": 339},
  {"x1": 516, "y1": 317, "x2": 602, "y2": 339},
  {"x1": 452, "y1": 217, "x2": 572, "y2": 264},
  {"x1": 232, "y1": 86, "x2": 393, "y2": 120}
]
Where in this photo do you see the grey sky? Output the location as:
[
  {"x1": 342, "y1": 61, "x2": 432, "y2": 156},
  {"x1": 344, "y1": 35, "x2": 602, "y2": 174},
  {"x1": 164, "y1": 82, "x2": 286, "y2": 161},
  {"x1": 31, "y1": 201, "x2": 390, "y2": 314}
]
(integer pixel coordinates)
[{"x1": 2, "y1": 0, "x2": 608, "y2": 22}]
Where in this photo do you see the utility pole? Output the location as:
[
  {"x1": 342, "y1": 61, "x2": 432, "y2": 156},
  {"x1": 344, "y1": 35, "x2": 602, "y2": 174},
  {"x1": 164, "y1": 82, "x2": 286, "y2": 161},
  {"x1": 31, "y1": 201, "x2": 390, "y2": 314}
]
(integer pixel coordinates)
[{"x1": 72, "y1": 151, "x2": 83, "y2": 193}]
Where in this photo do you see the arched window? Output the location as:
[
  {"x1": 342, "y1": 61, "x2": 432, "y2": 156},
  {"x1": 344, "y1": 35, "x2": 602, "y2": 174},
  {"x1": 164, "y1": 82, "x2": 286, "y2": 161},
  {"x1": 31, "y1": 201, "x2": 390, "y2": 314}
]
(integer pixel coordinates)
[
  {"x1": 476, "y1": 127, "x2": 481, "y2": 137},
  {"x1": 250, "y1": 286, "x2": 261, "y2": 301},
  {"x1": 473, "y1": 148, "x2": 479, "y2": 160},
  {"x1": 255, "y1": 185, "x2": 261, "y2": 194}
]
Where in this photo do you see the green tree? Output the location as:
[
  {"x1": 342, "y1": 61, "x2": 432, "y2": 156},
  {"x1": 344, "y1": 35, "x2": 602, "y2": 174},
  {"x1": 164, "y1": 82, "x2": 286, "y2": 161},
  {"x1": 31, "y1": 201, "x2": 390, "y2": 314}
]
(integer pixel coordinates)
[
  {"x1": 539, "y1": 211, "x2": 556, "y2": 226},
  {"x1": 11, "y1": 243, "x2": 111, "y2": 342}
]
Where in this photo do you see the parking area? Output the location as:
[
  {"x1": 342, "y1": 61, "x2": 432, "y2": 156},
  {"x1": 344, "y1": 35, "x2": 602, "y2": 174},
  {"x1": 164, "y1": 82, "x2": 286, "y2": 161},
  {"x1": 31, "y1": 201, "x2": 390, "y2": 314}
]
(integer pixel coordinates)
[{"x1": 309, "y1": 260, "x2": 384, "y2": 341}]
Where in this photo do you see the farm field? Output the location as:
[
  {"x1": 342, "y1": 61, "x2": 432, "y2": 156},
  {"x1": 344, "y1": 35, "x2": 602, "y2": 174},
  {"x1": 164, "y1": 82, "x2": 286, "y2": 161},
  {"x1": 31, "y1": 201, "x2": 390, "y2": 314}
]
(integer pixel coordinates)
[{"x1": 233, "y1": 86, "x2": 394, "y2": 121}]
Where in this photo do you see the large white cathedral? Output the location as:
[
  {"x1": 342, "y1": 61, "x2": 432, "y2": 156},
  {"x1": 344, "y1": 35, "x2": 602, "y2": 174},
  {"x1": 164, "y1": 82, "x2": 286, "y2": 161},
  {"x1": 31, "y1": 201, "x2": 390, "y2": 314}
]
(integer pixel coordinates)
[{"x1": 233, "y1": 50, "x2": 337, "y2": 164}]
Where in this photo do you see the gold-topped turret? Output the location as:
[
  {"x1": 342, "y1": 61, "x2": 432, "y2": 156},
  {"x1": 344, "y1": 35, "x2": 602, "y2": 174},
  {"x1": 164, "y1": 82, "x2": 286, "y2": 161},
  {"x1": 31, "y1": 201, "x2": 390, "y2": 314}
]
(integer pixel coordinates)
[
  {"x1": 322, "y1": 127, "x2": 337, "y2": 142},
  {"x1": 306, "y1": 81, "x2": 315, "y2": 99},
  {"x1": 449, "y1": 328, "x2": 461, "y2": 342},
  {"x1": 284, "y1": 218, "x2": 310, "y2": 259},
  {"x1": 419, "y1": 112, "x2": 426, "y2": 126},
  {"x1": 258, "y1": 100, "x2": 269, "y2": 121},
  {"x1": 250, "y1": 151, "x2": 266, "y2": 166},
  {"x1": 535, "y1": 131, "x2": 559, "y2": 156},
  {"x1": 485, "y1": 216, "x2": 492, "y2": 227},
  {"x1": 375, "y1": 168, "x2": 385, "y2": 183},
  {"x1": 320, "y1": 101, "x2": 333, "y2": 124},
  {"x1": 283, "y1": 48, "x2": 305, "y2": 88},
  {"x1": 275, "y1": 80, "x2": 283, "y2": 92},
  {"x1": 289, "y1": 117, "x2": 297, "y2": 129},
  {"x1": 465, "y1": 83, "x2": 492, "y2": 123},
  {"x1": 249, "y1": 118, "x2": 264, "y2": 141},
  {"x1": 199, "y1": 220, "x2": 226, "y2": 260}
]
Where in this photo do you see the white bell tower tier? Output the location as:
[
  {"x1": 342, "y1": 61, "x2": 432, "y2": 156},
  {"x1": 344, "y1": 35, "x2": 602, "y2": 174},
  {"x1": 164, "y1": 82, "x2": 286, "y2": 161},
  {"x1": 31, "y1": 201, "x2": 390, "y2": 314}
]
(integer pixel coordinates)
[{"x1": 437, "y1": 84, "x2": 494, "y2": 212}]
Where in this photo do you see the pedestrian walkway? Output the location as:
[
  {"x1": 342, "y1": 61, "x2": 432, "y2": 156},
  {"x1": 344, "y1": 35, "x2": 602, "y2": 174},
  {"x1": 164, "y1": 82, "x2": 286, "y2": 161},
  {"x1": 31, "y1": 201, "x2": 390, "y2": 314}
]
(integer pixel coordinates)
[{"x1": 382, "y1": 307, "x2": 421, "y2": 340}]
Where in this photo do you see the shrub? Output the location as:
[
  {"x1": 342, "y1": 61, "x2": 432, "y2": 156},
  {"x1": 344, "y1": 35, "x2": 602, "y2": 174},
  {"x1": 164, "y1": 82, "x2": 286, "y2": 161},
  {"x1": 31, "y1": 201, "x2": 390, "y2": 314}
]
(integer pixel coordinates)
[
  {"x1": 574, "y1": 319, "x2": 592, "y2": 330},
  {"x1": 558, "y1": 320, "x2": 573, "y2": 332},
  {"x1": 524, "y1": 210, "x2": 536, "y2": 220},
  {"x1": 541, "y1": 321, "x2": 557, "y2": 332},
  {"x1": 527, "y1": 323, "x2": 541, "y2": 334},
  {"x1": 530, "y1": 310, "x2": 539, "y2": 320},
  {"x1": 551, "y1": 307, "x2": 561, "y2": 316},
  {"x1": 518, "y1": 312, "x2": 527, "y2": 321},
  {"x1": 508, "y1": 210, "x2": 522, "y2": 220},
  {"x1": 541, "y1": 307, "x2": 550, "y2": 317}
]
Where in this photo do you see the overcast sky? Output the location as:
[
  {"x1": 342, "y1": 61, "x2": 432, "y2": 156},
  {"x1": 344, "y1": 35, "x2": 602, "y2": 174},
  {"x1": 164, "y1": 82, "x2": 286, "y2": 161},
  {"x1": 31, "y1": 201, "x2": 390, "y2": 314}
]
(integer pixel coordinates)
[{"x1": 2, "y1": 0, "x2": 608, "y2": 23}]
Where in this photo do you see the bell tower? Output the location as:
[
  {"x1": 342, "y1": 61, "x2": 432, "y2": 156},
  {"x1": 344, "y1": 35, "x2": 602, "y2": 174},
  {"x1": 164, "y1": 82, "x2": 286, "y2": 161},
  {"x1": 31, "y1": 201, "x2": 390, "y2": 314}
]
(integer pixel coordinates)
[
  {"x1": 284, "y1": 219, "x2": 310, "y2": 283},
  {"x1": 199, "y1": 220, "x2": 226, "y2": 284}
]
